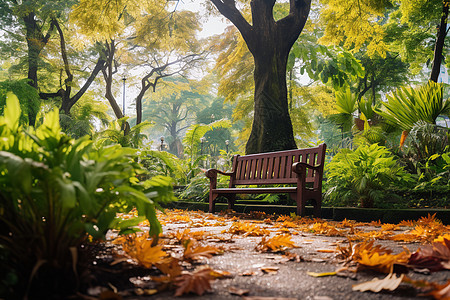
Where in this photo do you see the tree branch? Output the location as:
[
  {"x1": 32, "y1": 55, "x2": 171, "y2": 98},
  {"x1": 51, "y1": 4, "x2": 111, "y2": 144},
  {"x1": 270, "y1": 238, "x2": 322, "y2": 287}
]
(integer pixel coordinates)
[
  {"x1": 209, "y1": 0, "x2": 252, "y2": 40},
  {"x1": 276, "y1": 0, "x2": 311, "y2": 51}
]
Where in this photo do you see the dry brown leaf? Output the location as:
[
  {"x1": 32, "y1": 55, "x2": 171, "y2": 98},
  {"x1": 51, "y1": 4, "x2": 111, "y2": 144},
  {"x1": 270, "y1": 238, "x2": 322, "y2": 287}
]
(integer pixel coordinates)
[
  {"x1": 352, "y1": 273, "x2": 404, "y2": 292},
  {"x1": 282, "y1": 252, "x2": 304, "y2": 262},
  {"x1": 408, "y1": 238, "x2": 450, "y2": 272},
  {"x1": 316, "y1": 249, "x2": 336, "y2": 253},
  {"x1": 261, "y1": 266, "x2": 279, "y2": 274},
  {"x1": 229, "y1": 286, "x2": 250, "y2": 296},
  {"x1": 241, "y1": 270, "x2": 257, "y2": 276},
  {"x1": 174, "y1": 268, "x2": 214, "y2": 296}
]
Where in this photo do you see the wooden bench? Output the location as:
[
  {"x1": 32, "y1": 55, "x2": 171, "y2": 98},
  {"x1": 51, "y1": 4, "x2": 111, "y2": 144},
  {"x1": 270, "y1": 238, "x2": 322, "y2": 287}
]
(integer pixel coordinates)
[{"x1": 205, "y1": 144, "x2": 326, "y2": 217}]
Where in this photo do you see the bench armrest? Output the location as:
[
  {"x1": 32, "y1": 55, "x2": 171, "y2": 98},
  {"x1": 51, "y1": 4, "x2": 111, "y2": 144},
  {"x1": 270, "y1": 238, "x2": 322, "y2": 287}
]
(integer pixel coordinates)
[
  {"x1": 205, "y1": 169, "x2": 234, "y2": 190},
  {"x1": 205, "y1": 169, "x2": 234, "y2": 179},
  {"x1": 292, "y1": 162, "x2": 323, "y2": 178}
]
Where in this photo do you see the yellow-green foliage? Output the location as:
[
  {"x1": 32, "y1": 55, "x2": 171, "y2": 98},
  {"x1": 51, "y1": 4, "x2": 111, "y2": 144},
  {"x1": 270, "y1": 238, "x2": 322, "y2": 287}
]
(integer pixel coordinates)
[{"x1": 318, "y1": 0, "x2": 389, "y2": 57}]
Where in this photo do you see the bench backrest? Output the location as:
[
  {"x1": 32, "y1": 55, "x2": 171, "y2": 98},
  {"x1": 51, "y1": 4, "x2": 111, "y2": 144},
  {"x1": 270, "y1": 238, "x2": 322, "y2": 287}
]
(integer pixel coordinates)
[{"x1": 229, "y1": 144, "x2": 326, "y2": 187}]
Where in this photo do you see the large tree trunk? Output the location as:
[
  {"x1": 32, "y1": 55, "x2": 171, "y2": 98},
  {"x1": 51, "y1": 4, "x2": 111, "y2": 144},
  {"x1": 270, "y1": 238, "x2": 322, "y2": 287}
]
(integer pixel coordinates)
[
  {"x1": 247, "y1": 45, "x2": 296, "y2": 153},
  {"x1": 210, "y1": 0, "x2": 311, "y2": 154},
  {"x1": 23, "y1": 12, "x2": 54, "y2": 88},
  {"x1": 430, "y1": 1, "x2": 448, "y2": 83}
]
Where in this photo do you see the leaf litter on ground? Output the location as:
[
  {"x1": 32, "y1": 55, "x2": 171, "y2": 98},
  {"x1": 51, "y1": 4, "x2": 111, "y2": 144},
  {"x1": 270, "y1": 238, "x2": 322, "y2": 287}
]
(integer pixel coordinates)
[{"x1": 102, "y1": 209, "x2": 450, "y2": 298}]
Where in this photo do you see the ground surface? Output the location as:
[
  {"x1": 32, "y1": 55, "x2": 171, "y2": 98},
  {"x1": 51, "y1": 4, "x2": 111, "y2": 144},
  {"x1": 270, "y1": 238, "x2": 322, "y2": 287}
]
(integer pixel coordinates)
[{"x1": 81, "y1": 209, "x2": 450, "y2": 300}]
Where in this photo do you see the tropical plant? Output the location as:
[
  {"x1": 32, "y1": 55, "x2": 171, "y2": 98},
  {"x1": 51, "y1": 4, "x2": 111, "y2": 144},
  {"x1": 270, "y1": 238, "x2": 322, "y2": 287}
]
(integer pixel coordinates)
[
  {"x1": 183, "y1": 120, "x2": 231, "y2": 179},
  {"x1": 93, "y1": 118, "x2": 153, "y2": 148},
  {"x1": 324, "y1": 143, "x2": 411, "y2": 208},
  {"x1": 59, "y1": 97, "x2": 110, "y2": 139},
  {"x1": 179, "y1": 149, "x2": 236, "y2": 202},
  {"x1": 139, "y1": 149, "x2": 185, "y2": 183},
  {"x1": 327, "y1": 87, "x2": 358, "y2": 136},
  {"x1": 0, "y1": 93, "x2": 174, "y2": 298},
  {"x1": 377, "y1": 81, "x2": 450, "y2": 146}
]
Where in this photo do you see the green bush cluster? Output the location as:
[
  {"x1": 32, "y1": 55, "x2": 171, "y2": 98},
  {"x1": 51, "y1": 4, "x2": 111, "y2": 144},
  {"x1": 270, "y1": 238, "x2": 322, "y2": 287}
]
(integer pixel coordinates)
[
  {"x1": 0, "y1": 93, "x2": 174, "y2": 299},
  {"x1": 324, "y1": 143, "x2": 411, "y2": 208}
]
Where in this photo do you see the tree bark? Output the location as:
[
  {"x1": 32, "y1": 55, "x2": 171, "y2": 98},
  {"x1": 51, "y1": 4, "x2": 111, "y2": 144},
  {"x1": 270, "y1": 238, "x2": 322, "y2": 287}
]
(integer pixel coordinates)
[
  {"x1": 23, "y1": 12, "x2": 54, "y2": 88},
  {"x1": 210, "y1": 0, "x2": 311, "y2": 154},
  {"x1": 59, "y1": 56, "x2": 106, "y2": 114},
  {"x1": 102, "y1": 40, "x2": 130, "y2": 134},
  {"x1": 430, "y1": 1, "x2": 449, "y2": 83}
]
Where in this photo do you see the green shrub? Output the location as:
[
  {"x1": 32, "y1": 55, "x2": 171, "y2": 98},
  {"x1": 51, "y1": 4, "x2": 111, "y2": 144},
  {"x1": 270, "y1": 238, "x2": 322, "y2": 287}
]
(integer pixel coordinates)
[
  {"x1": 324, "y1": 143, "x2": 411, "y2": 208},
  {"x1": 0, "y1": 93, "x2": 174, "y2": 299}
]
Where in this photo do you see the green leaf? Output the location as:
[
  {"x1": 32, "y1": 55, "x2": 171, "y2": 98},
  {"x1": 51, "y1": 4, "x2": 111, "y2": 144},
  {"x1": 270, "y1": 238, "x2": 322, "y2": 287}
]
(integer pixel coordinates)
[
  {"x1": 4, "y1": 92, "x2": 21, "y2": 131},
  {"x1": 57, "y1": 178, "x2": 77, "y2": 209}
]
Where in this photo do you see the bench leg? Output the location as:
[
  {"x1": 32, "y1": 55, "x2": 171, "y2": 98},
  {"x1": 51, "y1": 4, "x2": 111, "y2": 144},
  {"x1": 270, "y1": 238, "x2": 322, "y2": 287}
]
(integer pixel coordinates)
[
  {"x1": 226, "y1": 194, "x2": 236, "y2": 210},
  {"x1": 209, "y1": 193, "x2": 218, "y2": 213},
  {"x1": 312, "y1": 196, "x2": 322, "y2": 218},
  {"x1": 290, "y1": 193, "x2": 305, "y2": 217}
]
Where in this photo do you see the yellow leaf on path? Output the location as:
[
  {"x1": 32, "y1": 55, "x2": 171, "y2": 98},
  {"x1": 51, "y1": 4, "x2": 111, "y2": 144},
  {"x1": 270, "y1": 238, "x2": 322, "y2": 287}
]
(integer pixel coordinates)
[
  {"x1": 120, "y1": 234, "x2": 167, "y2": 268},
  {"x1": 307, "y1": 271, "x2": 337, "y2": 277},
  {"x1": 256, "y1": 234, "x2": 297, "y2": 252},
  {"x1": 225, "y1": 221, "x2": 270, "y2": 236},
  {"x1": 316, "y1": 249, "x2": 336, "y2": 253},
  {"x1": 352, "y1": 273, "x2": 404, "y2": 292},
  {"x1": 183, "y1": 240, "x2": 222, "y2": 261},
  {"x1": 434, "y1": 234, "x2": 450, "y2": 244},
  {"x1": 154, "y1": 257, "x2": 182, "y2": 281}
]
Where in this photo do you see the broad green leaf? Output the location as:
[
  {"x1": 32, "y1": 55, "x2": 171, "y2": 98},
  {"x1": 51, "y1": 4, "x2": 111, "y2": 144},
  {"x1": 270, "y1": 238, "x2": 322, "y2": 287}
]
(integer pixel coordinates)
[{"x1": 4, "y1": 92, "x2": 21, "y2": 131}]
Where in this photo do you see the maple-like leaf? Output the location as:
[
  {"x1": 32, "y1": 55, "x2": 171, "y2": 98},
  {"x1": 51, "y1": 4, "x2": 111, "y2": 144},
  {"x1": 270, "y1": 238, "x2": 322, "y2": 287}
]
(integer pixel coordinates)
[
  {"x1": 119, "y1": 234, "x2": 167, "y2": 268},
  {"x1": 352, "y1": 273, "x2": 404, "y2": 292},
  {"x1": 153, "y1": 257, "x2": 183, "y2": 283},
  {"x1": 408, "y1": 239, "x2": 450, "y2": 272},
  {"x1": 171, "y1": 228, "x2": 206, "y2": 243},
  {"x1": 174, "y1": 268, "x2": 214, "y2": 296},
  {"x1": 183, "y1": 240, "x2": 222, "y2": 262},
  {"x1": 309, "y1": 222, "x2": 346, "y2": 237},
  {"x1": 255, "y1": 234, "x2": 297, "y2": 252},
  {"x1": 225, "y1": 221, "x2": 270, "y2": 236},
  {"x1": 348, "y1": 241, "x2": 410, "y2": 273}
]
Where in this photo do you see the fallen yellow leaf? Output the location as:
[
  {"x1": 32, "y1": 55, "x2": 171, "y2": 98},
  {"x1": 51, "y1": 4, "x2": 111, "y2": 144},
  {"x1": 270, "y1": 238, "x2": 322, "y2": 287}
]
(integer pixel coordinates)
[{"x1": 306, "y1": 271, "x2": 337, "y2": 277}]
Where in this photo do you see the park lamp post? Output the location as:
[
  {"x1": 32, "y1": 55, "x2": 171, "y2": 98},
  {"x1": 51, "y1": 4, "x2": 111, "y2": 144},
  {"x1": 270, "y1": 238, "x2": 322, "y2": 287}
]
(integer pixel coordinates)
[
  {"x1": 225, "y1": 140, "x2": 229, "y2": 153},
  {"x1": 122, "y1": 76, "x2": 126, "y2": 116},
  {"x1": 160, "y1": 136, "x2": 165, "y2": 151}
]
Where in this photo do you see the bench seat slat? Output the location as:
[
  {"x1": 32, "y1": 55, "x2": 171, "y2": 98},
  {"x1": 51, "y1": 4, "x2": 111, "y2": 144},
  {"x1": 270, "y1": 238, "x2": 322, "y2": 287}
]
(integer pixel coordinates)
[{"x1": 212, "y1": 187, "x2": 297, "y2": 194}]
